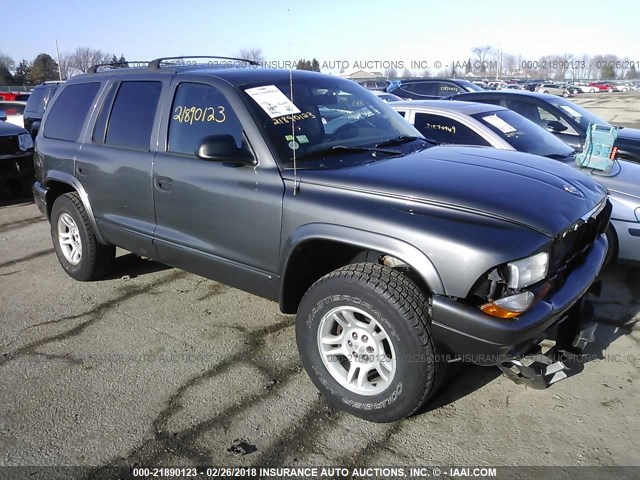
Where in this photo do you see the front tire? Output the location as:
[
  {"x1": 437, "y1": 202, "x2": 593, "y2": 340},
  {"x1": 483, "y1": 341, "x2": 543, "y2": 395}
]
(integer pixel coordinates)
[
  {"x1": 604, "y1": 224, "x2": 618, "y2": 268},
  {"x1": 296, "y1": 263, "x2": 442, "y2": 422},
  {"x1": 51, "y1": 193, "x2": 115, "y2": 281}
]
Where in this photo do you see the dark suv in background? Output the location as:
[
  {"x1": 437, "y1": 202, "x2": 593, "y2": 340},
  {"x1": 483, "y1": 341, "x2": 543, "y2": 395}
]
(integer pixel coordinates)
[
  {"x1": 33, "y1": 57, "x2": 609, "y2": 422},
  {"x1": 23, "y1": 81, "x2": 64, "y2": 139},
  {"x1": 388, "y1": 78, "x2": 483, "y2": 99}
]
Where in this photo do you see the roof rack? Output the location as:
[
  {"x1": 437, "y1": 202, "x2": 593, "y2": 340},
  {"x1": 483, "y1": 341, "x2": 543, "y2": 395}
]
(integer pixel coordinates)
[
  {"x1": 87, "y1": 61, "x2": 150, "y2": 74},
  {"x1": 148, "y1": 56, "x2": 259, "y2": 69}
]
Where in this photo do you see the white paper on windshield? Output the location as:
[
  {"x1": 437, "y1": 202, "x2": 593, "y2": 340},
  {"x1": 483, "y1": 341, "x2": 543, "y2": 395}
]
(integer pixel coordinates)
[
  {"x1": 244, "y1": 85, "x2": 301, "y2": 118},
  {"x1": 482, "y1": 114, "x2": 517, "y2": 134},
  {"x1": 560, "y1": 105, "x2": 582, "y2": 119}
]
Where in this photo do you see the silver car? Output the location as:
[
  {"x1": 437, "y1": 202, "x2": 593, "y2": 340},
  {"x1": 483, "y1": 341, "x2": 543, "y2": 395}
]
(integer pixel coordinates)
[{"x1": 391, "y1": 100, "x2": 640, "y2": 263}]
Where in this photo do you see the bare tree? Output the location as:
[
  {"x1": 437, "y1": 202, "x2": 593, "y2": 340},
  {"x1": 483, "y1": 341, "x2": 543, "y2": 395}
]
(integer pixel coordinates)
[
  {"x1": 385, "y1": 68, "x2": 398, "y2": 80},
  {"x1": 402, "y1": 68, "x2": 412, "y2": 79},
  {"x1": 0, "y1": 52, "x2": 14, "y2": 70},
  {"x1": 236, "y1": 48, "x2": 264, "y2": 64},
  {"x1": 471, "y1": 45, "x2": 495, "y2": 74},
  {"x1": 58, "y1": 53, "x2": 77, "y2": 80},
  {"x1": 70, "y1": 47, "x2": 111, "y2": 74},
  {"x1": 421, "y1": 68, "x2": 431, "y2": 78},
  {"x1": 501, "y1": 53, "x2": 517, "y2": 77}
]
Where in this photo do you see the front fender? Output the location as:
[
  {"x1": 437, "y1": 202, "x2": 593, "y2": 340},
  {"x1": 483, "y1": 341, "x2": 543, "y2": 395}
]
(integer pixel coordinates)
[{"x1": 279, "y1": 222, "x2": 446, "y2": 299}]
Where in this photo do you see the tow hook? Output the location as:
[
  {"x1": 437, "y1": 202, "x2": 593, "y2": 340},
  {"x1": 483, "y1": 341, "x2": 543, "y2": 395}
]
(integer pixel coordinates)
[
  {"x1": 498, "y1": 298, "x2": 599, "y2": 389},
  {"x1": 497, "y1": 352, "x2": 568, "y2": 389}
]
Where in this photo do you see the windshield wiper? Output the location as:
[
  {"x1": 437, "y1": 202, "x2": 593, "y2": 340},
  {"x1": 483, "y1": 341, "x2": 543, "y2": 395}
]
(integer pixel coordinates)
[
  {"x1": 547, "y1": 151, "x2": 576, "y2": 160},
  {"x1": 375, "y1": 135, "x2": 437, "y2": 147},
  {"x1": 292, "y1": 145, "x2": 401, "y2": 161}
]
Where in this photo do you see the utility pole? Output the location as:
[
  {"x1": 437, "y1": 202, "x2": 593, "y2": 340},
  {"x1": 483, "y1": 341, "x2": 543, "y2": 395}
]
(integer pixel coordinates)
[{"x1": 55, "y1": 39, "x2": 63, "y2": 81}]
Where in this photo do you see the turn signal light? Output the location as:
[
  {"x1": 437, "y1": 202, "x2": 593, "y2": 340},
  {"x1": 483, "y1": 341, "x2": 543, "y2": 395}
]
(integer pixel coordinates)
[{"x1": 481, "y1": 291, "x2": 535, "y2": 319}]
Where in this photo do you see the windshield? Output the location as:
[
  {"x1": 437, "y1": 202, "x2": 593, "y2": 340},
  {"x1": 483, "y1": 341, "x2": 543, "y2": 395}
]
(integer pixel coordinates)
[
  {"x1": 241, "y1": 76, "x2": 424, "y2": 168},
  {"x1": 472, "y1": 109, "x2": 575, "y2": 158},
  {"x1": 548, "y1": 97, "x2": 609, "y2": 130}
]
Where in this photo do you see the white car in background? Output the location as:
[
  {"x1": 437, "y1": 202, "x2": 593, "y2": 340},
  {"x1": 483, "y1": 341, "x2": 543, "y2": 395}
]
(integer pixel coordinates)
[
  {"x1": 0, "y1": 101, "x2": 27, "y2": 127},
  {"x1": 371, "y1": 91, "x2": 403, "y2": 102}
]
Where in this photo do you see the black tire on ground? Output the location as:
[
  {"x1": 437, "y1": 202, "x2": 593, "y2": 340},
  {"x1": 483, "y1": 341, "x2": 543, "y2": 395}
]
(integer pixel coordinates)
[
  {"x1": 296, "y1": 263, "x2": 443, "y2": 423},
  {"x1": 50, "y1": 192, "x2": 115, "y2": 281},
  {"x1": 603, "y1": 224, "x2": 618, "y2": 269}
]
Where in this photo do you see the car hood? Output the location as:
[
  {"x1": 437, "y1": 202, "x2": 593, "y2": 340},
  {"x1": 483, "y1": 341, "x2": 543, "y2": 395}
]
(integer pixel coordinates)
[
  {"x1": 0, "y1": 120, "x2": 28, "y2": 135},
  {"x1": 586, "y1": 159, "x2": 640, "y2": 200},
  {"x1": 297, "y1": 146, "x2": 607, "y2": 236},
  {"x1": 616, "y1": 127, "x2": 640, "y2": 142}
]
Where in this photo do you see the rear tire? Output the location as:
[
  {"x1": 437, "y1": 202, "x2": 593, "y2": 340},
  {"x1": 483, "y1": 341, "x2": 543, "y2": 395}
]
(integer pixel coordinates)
[
  {"x1": 296, "y1": 263, "x2": 443, "y2": 422},
  {"x1": 51, "y1": 192, "x2": 115, "y2": 281}
]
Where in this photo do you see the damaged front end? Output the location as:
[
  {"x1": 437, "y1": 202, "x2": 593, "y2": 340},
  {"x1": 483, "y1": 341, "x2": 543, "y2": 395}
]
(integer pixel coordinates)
[{"x1": 430, "y1": 199, "x2": 611, "y2": 389}]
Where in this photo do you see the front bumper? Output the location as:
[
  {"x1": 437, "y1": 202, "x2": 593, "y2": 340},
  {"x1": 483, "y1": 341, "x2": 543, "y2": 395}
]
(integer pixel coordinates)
[
  {"x1": 430, "y1": 233, "x2": 607, "y2": 365},
  {"x1": 32, "y1": 181, "x2": 48, "y2": 217}
]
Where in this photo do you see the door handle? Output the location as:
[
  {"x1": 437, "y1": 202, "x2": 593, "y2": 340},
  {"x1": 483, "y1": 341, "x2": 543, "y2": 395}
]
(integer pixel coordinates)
[{"x1": 155, "y1": 176, "x2": 173, "y2": 191}]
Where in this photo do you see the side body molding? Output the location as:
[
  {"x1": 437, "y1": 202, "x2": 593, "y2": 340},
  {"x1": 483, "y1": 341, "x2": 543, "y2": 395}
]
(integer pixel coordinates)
[
  {"x1": 44, "y1": 171, "x2": 107, "y2": 245},
  {"x1": 279, "y1": 223, "x2": 446, "y2": 297}
]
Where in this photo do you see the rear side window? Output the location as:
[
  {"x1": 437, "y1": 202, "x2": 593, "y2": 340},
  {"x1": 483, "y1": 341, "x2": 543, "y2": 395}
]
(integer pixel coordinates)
[
  {"x1": 404, "y1": 82, "x2": 438, "y2": 96},
  {"x1": 413, "y1": 112, "x2": 491, "y2": 146},
  {"x1": 438, "y1": 82, "x2": 463, "y2": 96},
  {"x1": 43, "y1": 83, "x2": 100, "y2": 142},
  {"x1": 105, "y1": 81, "x2": 162, "y2": 150},
  {"x1": 25, "y1": 88, "x2": 47, "y2": 115}
]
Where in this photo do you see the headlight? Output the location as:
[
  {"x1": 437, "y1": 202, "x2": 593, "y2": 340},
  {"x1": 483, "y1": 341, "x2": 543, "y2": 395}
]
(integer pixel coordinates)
[
  {"x1": 505, "y1": 252, "x2": 549, "y2": 290},
  {"x1": 18, "y1": 133, "x2": 33, "y2": 151}
]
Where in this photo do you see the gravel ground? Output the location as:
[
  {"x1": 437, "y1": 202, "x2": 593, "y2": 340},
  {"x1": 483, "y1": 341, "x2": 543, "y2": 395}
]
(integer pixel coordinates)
[{"x1": 0, "y1": 92, "x2": 638, "y2": 477}]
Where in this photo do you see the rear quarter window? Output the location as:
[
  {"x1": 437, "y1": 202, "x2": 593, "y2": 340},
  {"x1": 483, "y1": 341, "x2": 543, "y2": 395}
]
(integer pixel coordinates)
[{"x1": 43, "y1": 83, "x2": 101, "y2": 142}]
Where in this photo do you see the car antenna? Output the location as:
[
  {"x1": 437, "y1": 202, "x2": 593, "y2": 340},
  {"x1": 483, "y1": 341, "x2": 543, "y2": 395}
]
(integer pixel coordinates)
[{"x1": 288, "y1": 7, "x2": 300, "y2": 195}]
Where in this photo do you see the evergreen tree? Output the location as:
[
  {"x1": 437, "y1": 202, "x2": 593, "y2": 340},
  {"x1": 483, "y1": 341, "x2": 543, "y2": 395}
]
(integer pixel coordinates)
[
  {"x1": 0, "y1": 64, "x2": 12, "y2": 85},
  {"x1": 29, "y1": 54, "x2": 59, "y2": 84},
  {"x1": 13, "y1": 59, "x2": 31, "y2": 85}
]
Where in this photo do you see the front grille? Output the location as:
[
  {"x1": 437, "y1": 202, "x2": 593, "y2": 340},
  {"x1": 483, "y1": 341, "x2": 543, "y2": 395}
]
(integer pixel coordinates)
[
  {"x1": 548, "y1": 200, "x2": 612, "y2": 286},
  {"x1": 0, "y1": 135, "x2": 19, "y2": 155}
]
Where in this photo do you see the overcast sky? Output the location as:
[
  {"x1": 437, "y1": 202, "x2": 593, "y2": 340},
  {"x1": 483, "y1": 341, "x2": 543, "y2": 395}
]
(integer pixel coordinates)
[{"x1": 3, "y1": 0, "x2": 639, "y2": 71}]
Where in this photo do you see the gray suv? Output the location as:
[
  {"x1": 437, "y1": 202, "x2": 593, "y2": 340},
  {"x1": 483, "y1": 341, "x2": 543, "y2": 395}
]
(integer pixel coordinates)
[{"x1": 33, "y1": 57, "x2": 610, "y2": 422}]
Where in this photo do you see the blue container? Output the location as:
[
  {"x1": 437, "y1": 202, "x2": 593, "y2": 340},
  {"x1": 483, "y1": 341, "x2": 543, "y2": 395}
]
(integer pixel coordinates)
[{"x1": 575, "y1": 123, "x2": 619, "y2": 172}]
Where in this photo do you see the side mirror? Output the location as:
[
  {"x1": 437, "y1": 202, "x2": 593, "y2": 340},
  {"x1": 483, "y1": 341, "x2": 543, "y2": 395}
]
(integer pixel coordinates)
[
  {"x1": 546, "y1": 120, "x2": 567, "y2": 133},
  {"x1": 197, "y1": 134, "x2": 256, "y2": 166},
  {"x1": 0, "y1": 110, "x2": 6, "y2": 121}
]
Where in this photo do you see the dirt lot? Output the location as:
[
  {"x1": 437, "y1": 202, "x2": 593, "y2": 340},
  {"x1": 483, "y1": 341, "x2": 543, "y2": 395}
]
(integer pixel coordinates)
[{"x1": 0, "y1": 92, "x2": 639, "y2": 476}]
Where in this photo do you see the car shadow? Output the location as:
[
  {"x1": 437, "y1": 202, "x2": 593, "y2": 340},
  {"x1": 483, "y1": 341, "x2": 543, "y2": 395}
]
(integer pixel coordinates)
[
  {"x1": 103, "y1": 253, "x2": 172, "y2": 280},
  {"x1": 415, "y1": 361, "x2": 502, "y2": 416},
  {"x1": 583, "y1": 261, "x2": 640, "y2": 357},
  {"x1": 0, "y1": 189, "x2": 34, "y2": 208}
]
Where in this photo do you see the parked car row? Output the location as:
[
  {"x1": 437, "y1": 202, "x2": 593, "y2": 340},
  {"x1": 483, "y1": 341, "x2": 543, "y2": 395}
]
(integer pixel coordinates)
[{"x1": 0, "y1": 81, "x2": 63, "y2": 195}]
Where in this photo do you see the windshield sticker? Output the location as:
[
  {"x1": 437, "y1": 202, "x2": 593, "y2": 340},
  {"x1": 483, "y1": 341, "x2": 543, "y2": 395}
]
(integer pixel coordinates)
[
  {"x1": 285, "y1": 134, "x2": 309, "y2": 145},
  {"x1": 560, "y1": 105, "x2": 582, "y2": 118},
  {"x1": 173, "y1": 105, "x2": 226, "y2": 124},
  {"x1": 272, "y1": 111, "x2": 316, "y2": 126},
  {"x1": 423, "y1": 123, "x2": 456, "y2": 134},
  {"x1": 288, "y1": 141, "x2": 300, "y2": 150},
  {"x1": 482, "y1": 114, "x2": 517, "y2": 134},
  {"x1": 245, "y1": 85, "x2": 301, "y2": 119},
  {"x1": 297, "y1": 135, "x2": 309, "y2": 143}
]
